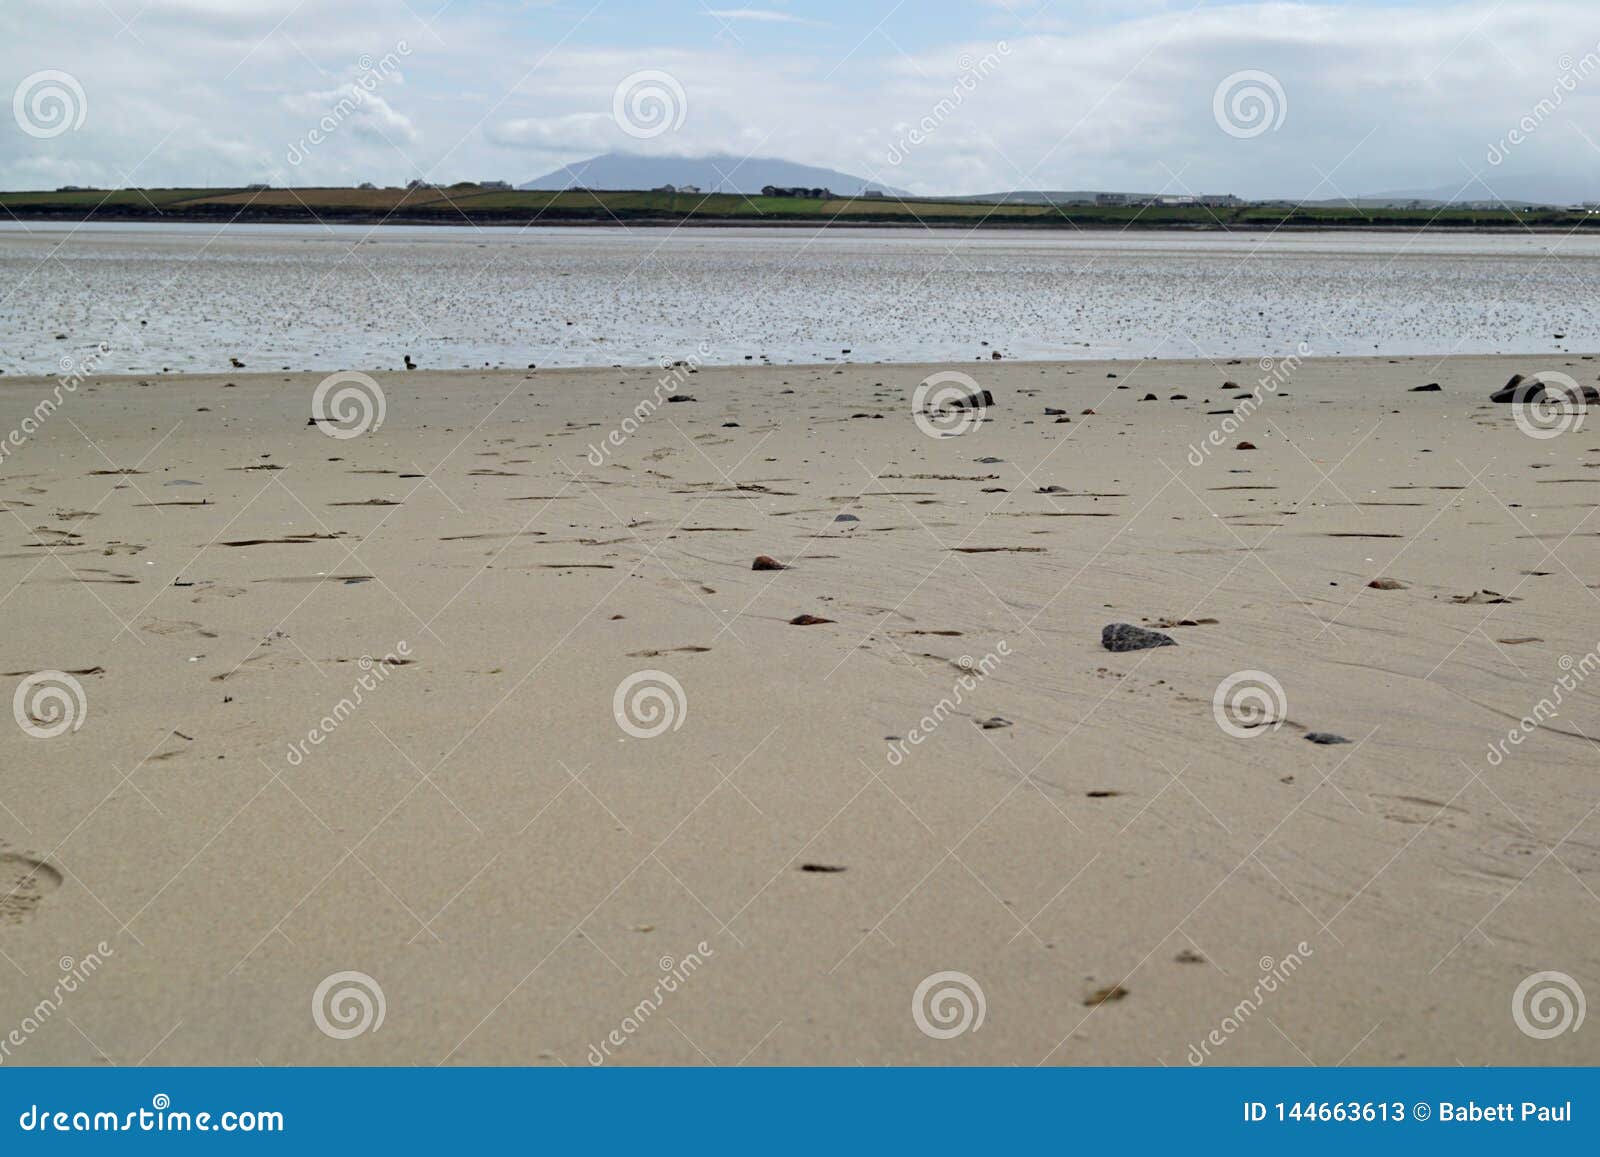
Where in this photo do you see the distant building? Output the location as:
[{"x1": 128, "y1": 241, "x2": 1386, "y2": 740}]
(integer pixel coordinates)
[
  {"x1": 480, "y1": 180, "x2": 512, "y2": 190},
  {"x1": 1093, "y1": 191, "x2": 1238, "y2": 208},
  {"x1": 861, "y1": 188, "x2": 887, "y2": 199}
]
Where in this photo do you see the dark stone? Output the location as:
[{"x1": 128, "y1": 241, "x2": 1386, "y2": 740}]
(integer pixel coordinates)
[
  {"x1": 1044, "y1": 407, "x2": 1067, "y2": 416},
  {"x1": 946, "y1": 389, "x2": 995, "y2": 409},
  {"x1": 1101, "y1": 623, "x2": 1177, "y2": 652},
  {"x1": 1410, "y1": 382, "x2": 1442, "y2": 392},
  {"x1": 1490, "y1": 375, "x2": 1597, "y2": 404},
  {"x1": 1489, "y1": 374, "x2": 1541, "y2": 404},
  {"x1": 752, "y1": 555, "x2": 786, "y2": 571},
  {"x1": 1304, "y1": 732, "x2": 1351, "y2": 745},
  {"x1": 1235, "y1": 441, "x2": 1257, "y2": 450},
  {"x1": 666, "y1": 394, "x2": 697, "y2": 403},
  {"x1": 834, "y1": 514, "x2": 859, "y2": 522},
  {"x1": 790, "y1": 614, "x2": 834, "y2": 626},
  {"x1": 977, "y1": 716, "x2": 1012, "y2": 729}
]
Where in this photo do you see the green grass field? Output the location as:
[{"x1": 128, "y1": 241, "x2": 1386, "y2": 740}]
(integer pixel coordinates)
[{"x1": 1, "y1": 186, "x2": 1593, "y2": 230}]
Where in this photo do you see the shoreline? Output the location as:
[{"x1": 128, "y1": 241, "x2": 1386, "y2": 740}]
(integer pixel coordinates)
[
  {"x1": 4, "y1": 210, "x2": 1598, "y2": 234},
  {"x1": 3, "y1": 351, "x2": 1596, "y2": 386}
]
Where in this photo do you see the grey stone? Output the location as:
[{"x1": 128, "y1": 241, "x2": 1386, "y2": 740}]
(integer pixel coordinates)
[{"x1": 1101, "y1": 623, "x2": 1177, "y2": 652}]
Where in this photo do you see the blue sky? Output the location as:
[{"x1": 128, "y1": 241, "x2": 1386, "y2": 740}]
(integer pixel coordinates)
[
  {"x1": 505, "y1": 1, "x2": 1453, "y2": 50},
  {"x1": 5, "y1": 1, "x2": 1600, "y2": 201}
]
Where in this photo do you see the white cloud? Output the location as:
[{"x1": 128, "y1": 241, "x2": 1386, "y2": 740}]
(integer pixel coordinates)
[
  {"x1": 485, "y1": 113, "x2": 615, "y2": 153},
  {"x1": 283, "y1": 86, "x2": 419, "y2": 145}
]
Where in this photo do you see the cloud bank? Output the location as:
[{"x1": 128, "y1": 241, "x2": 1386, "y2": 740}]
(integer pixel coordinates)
[{"x1": 3, "y1": 0, "x2": 1598, "y2": 202}]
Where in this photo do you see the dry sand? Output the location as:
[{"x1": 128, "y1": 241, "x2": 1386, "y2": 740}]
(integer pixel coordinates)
[{"x1": 1, "y1": 353, "x2": 1597, "y2": 1066}]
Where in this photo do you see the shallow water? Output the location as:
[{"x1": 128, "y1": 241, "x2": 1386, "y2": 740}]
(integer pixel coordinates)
[{"x1": 2, "y1": 221, "x2": 1598, "y2": 375}]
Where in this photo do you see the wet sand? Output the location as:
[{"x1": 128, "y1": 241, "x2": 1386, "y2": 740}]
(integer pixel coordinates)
[
  {"x1": 7, "y1": 223, "x2": 1600, "y2": 374},
  {"x1": 0, "y1": 353, "x2": 1597, "y2": 1065}
]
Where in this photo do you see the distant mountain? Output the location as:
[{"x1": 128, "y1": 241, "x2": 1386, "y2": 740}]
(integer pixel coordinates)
[
  {"x1": 520, "y1": 153, "x2": 904, "y2": 196},
  {"x1": 1337, "y1": 182, "x2": 1595, "y2": 208},
  {"x1": 953, "y1": 186, "x2": 1596, "y2": 209}
]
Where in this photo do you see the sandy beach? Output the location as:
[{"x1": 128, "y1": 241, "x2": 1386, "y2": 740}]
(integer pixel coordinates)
[{"x1": 1, "y1": 352, "x2": 1597, "y2": 1067}]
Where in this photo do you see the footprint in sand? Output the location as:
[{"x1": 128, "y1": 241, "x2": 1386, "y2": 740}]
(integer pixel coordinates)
[{"x1": 1, "y1": 853, "x2": 63, "y2": 926}]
